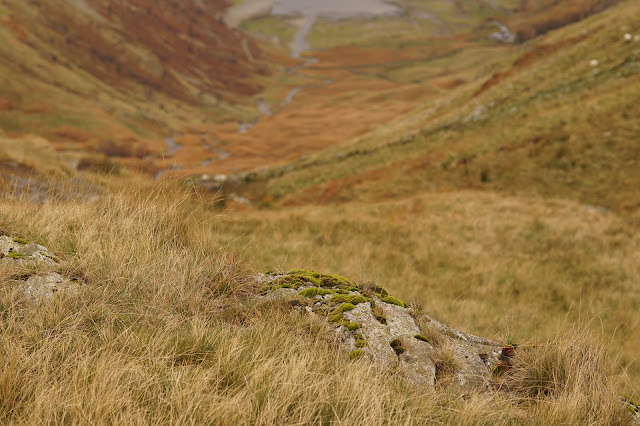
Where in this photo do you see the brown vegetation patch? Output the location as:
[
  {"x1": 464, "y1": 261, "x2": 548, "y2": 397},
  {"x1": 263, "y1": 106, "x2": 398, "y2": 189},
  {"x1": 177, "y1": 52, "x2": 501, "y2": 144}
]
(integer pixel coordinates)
[
  {"x1": 0, "y1": 97, "x2": 16, "y2": 111},
  {"x1": 508, "y1": 0, "x2": 622, "y2": 40},
  {"x1": 96, "y1": 139, "x2": 151, "y2": 159},
  {"x1": 17, "y1": 0, "x2": 275, "y2": 103},
  {"x1": 49, "y1": 127, "x2": 94, "y2": 143},
  {"x1": 434, "y1": 78, "x2": 467, "y2": 90}
]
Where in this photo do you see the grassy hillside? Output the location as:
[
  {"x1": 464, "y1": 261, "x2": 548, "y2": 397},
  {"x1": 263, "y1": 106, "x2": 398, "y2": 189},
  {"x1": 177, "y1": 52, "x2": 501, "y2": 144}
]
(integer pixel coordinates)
[
  {"x1": 217, "y1": 0, "x2": 640, "y2": 391},
  {"x1": 0, "y1": 0, "x2": 290, "y2": 168},
  {"x1": 0, "y1": 183, "x2": 634, "y2": 424},
  {"x1": 241, "y1": 0, "x2": 640, "y2": 214}
]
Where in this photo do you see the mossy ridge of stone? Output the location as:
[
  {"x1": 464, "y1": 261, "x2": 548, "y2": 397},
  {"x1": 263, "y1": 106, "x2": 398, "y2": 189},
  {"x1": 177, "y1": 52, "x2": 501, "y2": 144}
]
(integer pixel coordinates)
[
  {"x1": 328, "y1": 294, "x2": 372, "y2": 305},
  {"x1": 257, "y1": 271, "x2": 506, "y2": 391},
  {"x1": 380, "y1": 296, "x2": 406, "y2": 308},
  {"x1": 286, "y1": 269, "x2": 355, "y2": 289},
  {"x1": 298, "y1": 287, "x2": 336, "y2": 298},
  {"x1": 13, "y1": 238, "x2": 30, "y2": 245},
  {"x1": 6, "y1": 250, "x2": 28, "y2": 259},
  {"x1": 328, "y1": 302, "x2": 356, "y2": 323},
  {"x1": 348, "y1": 350, "x2": 365, "y2": 361}
]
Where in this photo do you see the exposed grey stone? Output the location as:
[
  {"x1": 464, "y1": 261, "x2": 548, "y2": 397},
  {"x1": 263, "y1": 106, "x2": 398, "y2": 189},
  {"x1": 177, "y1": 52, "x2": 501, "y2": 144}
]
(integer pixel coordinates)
[
  {"x1": 0, "y1": 235, "x2": 59, "y2": 266},
  {"x1": 22, "y1": 272, "x2": 82, "y2": 302},
  {"x1": 1, "y1": 235, "x2": 83, "y2": 301},
  {"x1": 257, "y1": 273, "x2": 503, "y2": 391}
]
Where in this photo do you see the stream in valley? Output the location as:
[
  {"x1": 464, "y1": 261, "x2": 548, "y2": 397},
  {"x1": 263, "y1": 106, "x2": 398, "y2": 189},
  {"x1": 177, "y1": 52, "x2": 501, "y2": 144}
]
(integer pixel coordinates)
[{"x1": 157, "y1": 0, "x2": 402, "y2": 178}]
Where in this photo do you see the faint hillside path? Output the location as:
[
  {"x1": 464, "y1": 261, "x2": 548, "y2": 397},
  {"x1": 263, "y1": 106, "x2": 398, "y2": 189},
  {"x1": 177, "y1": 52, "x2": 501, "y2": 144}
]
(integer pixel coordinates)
[
  {"x1": 289, "y1": 14, "x2": 316, "y2": 59},
  {"x1": 236, "y1": 10, "x2": 326, "y2": 134}
]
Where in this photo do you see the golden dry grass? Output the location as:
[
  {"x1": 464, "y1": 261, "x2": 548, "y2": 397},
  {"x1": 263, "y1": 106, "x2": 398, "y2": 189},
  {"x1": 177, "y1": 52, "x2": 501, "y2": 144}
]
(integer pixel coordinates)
[
  {"x1": 0, "y1": 181, "x2": 634, "y2": 424},
  {"x1": 0, "y1": 1, "x2": 638, "y2": 423},
  {"x1": 216, "y1": 190, "x2": 640, "y2": 393}
]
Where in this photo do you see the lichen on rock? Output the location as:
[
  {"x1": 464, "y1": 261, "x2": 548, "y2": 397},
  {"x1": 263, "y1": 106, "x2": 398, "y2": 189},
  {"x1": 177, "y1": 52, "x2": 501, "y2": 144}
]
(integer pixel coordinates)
[{"x1": 257, "y1": 270, "x2": 503, "y2": 391}]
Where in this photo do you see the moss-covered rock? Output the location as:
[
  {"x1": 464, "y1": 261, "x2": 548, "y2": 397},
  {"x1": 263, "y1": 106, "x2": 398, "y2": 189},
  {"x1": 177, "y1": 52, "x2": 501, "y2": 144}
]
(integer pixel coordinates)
[
  {"x1": 258, "y1": 270, "x2": 504, "y2": 392},
  {"x1": 328, "y1": 294, "x2": 372, "y2": 305},
  {"x1": 328, "y1": 302, "x2": 356, "y2": 323},
  {"x1": 381, "y1": 296, "x2": 406, "y2": 308},
  {"x1": 298, "y1": 287, "x2": 335, "y2": 297},
  {"x1": 286, "y1": 269, "x2": 354, "y2": 289}
]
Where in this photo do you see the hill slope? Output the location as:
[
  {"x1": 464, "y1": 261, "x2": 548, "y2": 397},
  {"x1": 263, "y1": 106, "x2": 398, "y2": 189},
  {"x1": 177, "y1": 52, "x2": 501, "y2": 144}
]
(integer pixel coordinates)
[
  {"x1": 214, "y1": 0, "x2": 640, "y2": 391},
  {"x1": 0, "y1": 0, "x2": 285, "y2": 161},
  {"x1": 239, "y1": 0, "x2": 640, "y2": 214}
]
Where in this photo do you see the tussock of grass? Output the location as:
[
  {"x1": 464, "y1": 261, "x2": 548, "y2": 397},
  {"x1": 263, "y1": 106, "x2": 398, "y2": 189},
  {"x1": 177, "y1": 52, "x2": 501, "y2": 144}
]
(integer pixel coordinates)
[{"x1": 499, "y1": 328, "x2": 630, "y2": 424}]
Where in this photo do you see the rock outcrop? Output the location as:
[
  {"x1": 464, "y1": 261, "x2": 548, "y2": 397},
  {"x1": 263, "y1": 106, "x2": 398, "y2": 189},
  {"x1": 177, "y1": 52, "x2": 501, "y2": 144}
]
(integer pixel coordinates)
[
  {"x1": 0, "y1": 234, "x2": 82, "y2": 300},
  {"x1": 258, "y1": 270, "x2": 506, "y2": 391}
]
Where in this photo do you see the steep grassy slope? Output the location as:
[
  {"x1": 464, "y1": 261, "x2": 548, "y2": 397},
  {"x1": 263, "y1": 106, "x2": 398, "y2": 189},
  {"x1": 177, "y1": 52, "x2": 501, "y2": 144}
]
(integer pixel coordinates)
[
  {"x1": 216, "y1": 0, "x2": 640, "y2": 391},
  {"x1": 0, "y1": 0, "x2": 286, "y2": 159},
  {"x1": 243, "y1": 0, "x2": 640, "y2": 214}
]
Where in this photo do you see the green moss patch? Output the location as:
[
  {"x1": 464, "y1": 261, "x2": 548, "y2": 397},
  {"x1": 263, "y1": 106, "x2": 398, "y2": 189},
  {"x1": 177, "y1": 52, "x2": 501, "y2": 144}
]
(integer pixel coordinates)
[
  {"x1": 328, "y1": 302, "x2": 356, "y2": 323},
  {"x1": 12, "y1": 238, "x2": 30, "y2": 245},
  {"x1": 414, "y1": 334, "x2": 430, "y2": 343},
  {"x1": 348, "y1": 350, "x2": 365, "y2": 361},
  {"x1": 355, "y1": 333, "x2": 366, "y2": 348},
  {"x1": 266, "y1": 270, "x2": 363, "y2": 296},
  {"x1": 381, "y1": 296, "x2": 406, "y2": 308},
  {"x1": 286, "y1": 269, "x2": 355, "y2": 289},
  {"x1": 298, "y1": 287, "x2": 336, "y2": 298},
  {"x1": 329, "y1": 294, "x2": 372, "y2": 305},
  {"x1": 271, "y1": 274, "x2": 306, "y2": 289},
  {"x1": 344, "y1": 321, "x2": 360, "y2": 331},
  {"x1": 6, "y1": 250, "x2": 27, "y2": 259}
]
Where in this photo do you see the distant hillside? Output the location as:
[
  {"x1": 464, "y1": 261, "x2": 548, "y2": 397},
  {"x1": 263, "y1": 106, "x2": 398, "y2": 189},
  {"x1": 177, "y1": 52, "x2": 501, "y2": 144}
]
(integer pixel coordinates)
[
  {"x1": 0, "y1": 0, "x2": 286, "y2": 159},
  {"x1": 238, "y1": 0, "x2": 639, "y2": 215}
]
